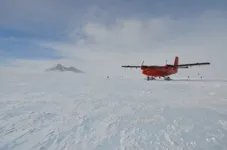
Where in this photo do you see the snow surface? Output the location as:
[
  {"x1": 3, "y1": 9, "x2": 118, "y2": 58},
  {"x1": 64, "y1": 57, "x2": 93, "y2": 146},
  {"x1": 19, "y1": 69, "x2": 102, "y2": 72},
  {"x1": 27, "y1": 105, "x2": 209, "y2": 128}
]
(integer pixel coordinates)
[{"x1": 1, "y1": 72, "x2": 227, "y2": 150}]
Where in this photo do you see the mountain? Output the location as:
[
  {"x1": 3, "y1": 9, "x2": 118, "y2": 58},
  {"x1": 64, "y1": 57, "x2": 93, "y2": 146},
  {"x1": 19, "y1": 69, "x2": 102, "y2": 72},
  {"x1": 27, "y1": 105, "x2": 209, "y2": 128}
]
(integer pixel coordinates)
[{"x1": 46, "y1": 64, "x2": 84, "y2": 73}]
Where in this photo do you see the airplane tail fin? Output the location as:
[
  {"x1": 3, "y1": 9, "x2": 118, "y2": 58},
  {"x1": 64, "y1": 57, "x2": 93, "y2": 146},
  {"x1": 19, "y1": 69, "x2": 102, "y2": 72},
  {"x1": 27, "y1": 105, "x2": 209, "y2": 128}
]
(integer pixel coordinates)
[{"x1": 174, "y1": 56, "x2": 179, "y2": 72}]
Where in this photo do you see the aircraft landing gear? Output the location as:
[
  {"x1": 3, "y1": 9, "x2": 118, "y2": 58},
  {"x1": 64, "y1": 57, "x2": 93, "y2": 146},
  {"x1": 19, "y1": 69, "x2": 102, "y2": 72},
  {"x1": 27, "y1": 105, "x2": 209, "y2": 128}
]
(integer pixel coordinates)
[
  {"x1": 146, "y1": 76, "x2": 172, "y2": 81},
  {"x1": 147, "y1": 76, "x2": 156, "y2": 81},
  {"x1": 147, "y1": 76, "x2": 150, "y2": 81},
  {"x1": 164, "y1": 76, "x2": 171, "y2": 81}
]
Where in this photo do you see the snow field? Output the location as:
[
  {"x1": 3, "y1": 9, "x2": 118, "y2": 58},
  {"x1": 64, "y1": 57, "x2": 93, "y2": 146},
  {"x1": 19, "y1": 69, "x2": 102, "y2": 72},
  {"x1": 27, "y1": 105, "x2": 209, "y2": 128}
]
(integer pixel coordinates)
[{"x1": 0, "y1": 73, "x2": 227, "y2": 150}]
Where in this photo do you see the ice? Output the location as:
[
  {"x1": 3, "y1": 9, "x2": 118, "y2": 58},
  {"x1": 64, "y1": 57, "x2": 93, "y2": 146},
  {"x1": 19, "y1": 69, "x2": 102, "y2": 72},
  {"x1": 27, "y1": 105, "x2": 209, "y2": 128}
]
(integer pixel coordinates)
[{"x1": 0, "y1": 72, "x2": 227, "y2": 150}]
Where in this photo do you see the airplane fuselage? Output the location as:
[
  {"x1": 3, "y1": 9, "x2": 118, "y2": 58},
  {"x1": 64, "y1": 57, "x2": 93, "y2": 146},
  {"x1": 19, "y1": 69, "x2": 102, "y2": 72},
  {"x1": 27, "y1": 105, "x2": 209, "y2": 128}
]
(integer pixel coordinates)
[{"x1": 141, "y1": 65, "x2": 177, "y2": 77}]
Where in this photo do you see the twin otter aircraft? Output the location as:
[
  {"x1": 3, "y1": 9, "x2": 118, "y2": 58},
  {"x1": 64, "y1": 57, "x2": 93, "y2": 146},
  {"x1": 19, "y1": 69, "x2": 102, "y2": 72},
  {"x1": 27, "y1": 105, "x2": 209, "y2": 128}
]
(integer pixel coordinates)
[{"x1": 121, "y1": 56, "x2": 210, "y2": 80}]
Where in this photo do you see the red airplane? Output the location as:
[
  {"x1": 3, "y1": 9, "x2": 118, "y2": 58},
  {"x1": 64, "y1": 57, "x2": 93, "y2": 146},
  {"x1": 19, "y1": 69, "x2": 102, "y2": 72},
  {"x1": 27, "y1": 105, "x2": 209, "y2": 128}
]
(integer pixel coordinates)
[{"x1": 121, "y1": 56, "x2": 210, "y2": 80}]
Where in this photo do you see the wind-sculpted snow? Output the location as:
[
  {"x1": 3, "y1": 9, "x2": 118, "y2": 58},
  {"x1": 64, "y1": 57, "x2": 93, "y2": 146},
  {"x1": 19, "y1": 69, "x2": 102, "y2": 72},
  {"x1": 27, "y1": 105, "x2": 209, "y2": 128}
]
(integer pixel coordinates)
[{"x1": 0, "y1": 73, "x2": 227, "y2": 150}]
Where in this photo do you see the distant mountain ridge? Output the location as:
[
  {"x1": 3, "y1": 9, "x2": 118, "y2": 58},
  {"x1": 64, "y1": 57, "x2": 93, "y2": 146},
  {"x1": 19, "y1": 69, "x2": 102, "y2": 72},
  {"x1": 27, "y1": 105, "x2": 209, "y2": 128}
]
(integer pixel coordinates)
[{"x1": 46, "y1": 64, "x2": 84, "y2": 73}]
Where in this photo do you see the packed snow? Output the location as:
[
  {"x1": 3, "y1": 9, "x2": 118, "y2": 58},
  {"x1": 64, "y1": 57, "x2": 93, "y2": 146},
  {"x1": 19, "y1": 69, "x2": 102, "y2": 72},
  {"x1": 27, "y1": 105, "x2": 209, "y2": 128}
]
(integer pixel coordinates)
[{"x1": 0, "y1": 72, "x2": 227, "y2": 150}]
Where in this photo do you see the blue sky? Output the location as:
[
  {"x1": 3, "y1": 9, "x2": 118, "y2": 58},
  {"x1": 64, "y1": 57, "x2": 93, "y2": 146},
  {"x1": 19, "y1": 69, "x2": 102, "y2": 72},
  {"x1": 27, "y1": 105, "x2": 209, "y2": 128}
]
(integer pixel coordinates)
[{"x1": 0, "y1": 0, "x2": 227, "y2": 67}]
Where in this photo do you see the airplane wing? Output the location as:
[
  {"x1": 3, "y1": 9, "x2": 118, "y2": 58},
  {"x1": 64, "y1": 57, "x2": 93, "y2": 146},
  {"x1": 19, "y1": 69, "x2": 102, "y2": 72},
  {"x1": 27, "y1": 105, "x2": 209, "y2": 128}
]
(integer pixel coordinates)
[
  {"x1": 177, "y1": 62, "x2": 210, "y2": 68},
  {"x1": 121, "y1": 65, "x2": 143, "y2": 69},
  {"x1": 168, "y1": 62, "x2": 210, "y2": 68},
  {"x1": 122, "y1": 62, "x2": 210, "y2": 69},
  {"x1": 121, "y1": 61, "x2": 147, "y2": 69}
]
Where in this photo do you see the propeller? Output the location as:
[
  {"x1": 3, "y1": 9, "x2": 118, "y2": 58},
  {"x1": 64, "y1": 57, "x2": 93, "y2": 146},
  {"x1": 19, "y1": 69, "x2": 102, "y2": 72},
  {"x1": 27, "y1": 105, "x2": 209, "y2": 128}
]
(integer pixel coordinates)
[{"x1": 141, "y1": 61, "x2": 144, "y2": 66}]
